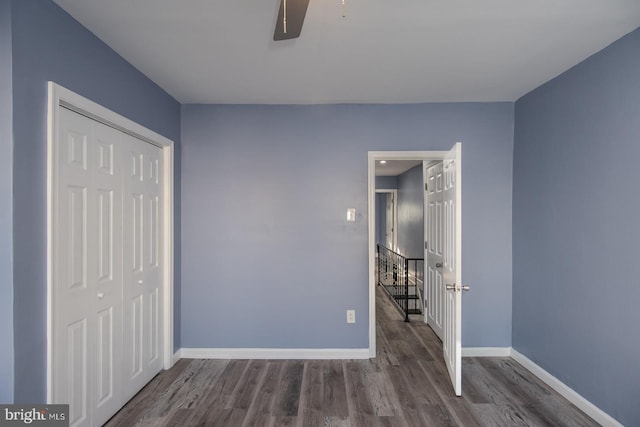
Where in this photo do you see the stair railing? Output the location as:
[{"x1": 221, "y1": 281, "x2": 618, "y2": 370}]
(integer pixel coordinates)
[{"x1": 377, "y1": 244, "x2": 424, "y2": 322}]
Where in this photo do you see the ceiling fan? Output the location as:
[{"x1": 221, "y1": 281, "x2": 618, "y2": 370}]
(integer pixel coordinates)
[{"x1": 273, "y1": 0, "x2": 310, "y2": 41}]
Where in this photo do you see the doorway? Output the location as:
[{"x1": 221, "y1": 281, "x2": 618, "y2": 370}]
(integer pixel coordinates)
[
  {"x1": 368, "y1": 145, "x2": 464, "y2": 395},
  {"x1": 375, "y1": 189, "x2": 397, "y2": 252}
]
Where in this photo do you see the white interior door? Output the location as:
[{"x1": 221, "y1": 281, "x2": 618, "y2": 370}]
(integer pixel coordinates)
[
  {"x1": 385, "y1": 193, "x2": 395, "y2": 250},
  {"x1": 443, "y1": 143, "x2": 463, "y2": 396},
  {"x1": 122, "y1": 134, "x2": 164, "y2": 398},
  {"x1": 424, "y1": 161, "x2": 444, "y2": 340}
]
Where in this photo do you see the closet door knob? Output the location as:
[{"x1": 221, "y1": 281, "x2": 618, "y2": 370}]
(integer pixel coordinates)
[{"x1": 97, "y1": 292, "x2": 104, "y2": 300}]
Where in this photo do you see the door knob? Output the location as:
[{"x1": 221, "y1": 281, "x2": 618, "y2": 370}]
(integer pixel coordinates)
[
  {"x1": 137, "y1": 280, "x2": 143, "y2": 285},
  {"x1": 97, "y1": 292, "x2": 104, "y2": 300},
  {"x1": 445, "y1": 284, "x2": 471, "y2": 292},
  {"x1": 435, "y1": 263, "x2": 443, "y2": 268}
]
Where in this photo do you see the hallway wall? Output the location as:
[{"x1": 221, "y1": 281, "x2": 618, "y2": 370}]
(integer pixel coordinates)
[
  {"x1": 396, "y1": 165, "x2": 424, "y2": 259},
  {"x1": 375, "y1": 176, "x2": 397, "y2": 189}
]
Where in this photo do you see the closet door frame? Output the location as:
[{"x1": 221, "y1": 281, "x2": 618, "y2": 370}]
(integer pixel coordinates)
[{"x1": 46, "y1": 82, "x2": 175, "y2": 403}]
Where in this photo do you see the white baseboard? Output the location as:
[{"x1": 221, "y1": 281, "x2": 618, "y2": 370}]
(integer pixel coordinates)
[
  {"x1": 510, "y1": 349, "x2": 622, "y2": 427},
  {"x1": 177, "y1": 348, "x2": 370, "y2": 360},
  {"x1": 172, "y1": 349, "x2": 181, "y2": 365},
  {"x1": 462, "y1": 347, "x2": 512, "y2": 357}
]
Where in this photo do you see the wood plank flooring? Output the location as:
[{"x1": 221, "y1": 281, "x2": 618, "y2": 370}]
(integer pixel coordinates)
[{"x1": 105, "y1": 286, "x2": 599, "y2": 426}]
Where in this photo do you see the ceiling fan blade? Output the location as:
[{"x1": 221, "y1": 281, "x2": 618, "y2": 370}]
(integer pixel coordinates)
[{"x1": 274, "y1": 0, "x2": 310, "y2": 41}]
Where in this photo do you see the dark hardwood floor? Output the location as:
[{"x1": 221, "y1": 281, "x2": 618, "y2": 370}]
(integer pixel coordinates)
[{"x1": 105, "y1": 287, "x2": 599, "y2": 426}]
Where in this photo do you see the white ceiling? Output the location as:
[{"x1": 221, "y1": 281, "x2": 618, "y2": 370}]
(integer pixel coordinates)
[
  {"x1": 53, "y1": 0, "x2": 640, "y2": 105},
  {"x1": 376, "y1": 160, "x2": 422, "y2": 177}
]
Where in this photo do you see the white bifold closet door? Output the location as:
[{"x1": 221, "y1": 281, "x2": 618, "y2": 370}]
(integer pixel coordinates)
[{"x1": 54, "y1": 107, "x2": 164, "y2": 427}]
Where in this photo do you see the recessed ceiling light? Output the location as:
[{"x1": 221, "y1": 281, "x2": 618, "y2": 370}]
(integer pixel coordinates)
[{"x1": 379, "y1": 160, "x2": 387, "y2": 164}]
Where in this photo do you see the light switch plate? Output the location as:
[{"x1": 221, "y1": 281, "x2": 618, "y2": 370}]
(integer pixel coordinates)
[
  {"x1": 346, "y1": 208, "x2": 356, "y2": 222},
  {"x1": 346, "y1": 310, "x2": 356, "y2": 323}
]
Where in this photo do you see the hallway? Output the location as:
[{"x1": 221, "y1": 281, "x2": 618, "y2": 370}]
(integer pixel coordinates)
[{"x1": 105, "y1": 287, "x2": 598, "y2": 426}]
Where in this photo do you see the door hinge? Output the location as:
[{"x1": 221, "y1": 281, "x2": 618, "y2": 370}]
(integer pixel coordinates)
[{"x1": 425, "y1": 183, "x2": 428, "y2": 191}]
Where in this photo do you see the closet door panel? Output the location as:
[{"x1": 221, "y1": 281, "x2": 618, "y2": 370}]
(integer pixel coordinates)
[
  {"x1": 91, "y1": 121, "x2": 124, "y2": 427},
  {"x1": 122, "y1": 135, "x2": 164, "y2": 398},
  {"x1": 55, "y1": 108, "x2": 94, "y2": 427}
]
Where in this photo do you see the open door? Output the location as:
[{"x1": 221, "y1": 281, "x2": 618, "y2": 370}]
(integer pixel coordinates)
[
  {"x1": 443, "y1": 143, "x2": 465, "y2": 396},
  {"x1": 424, "y1": 161, "x2": 444, "y2": 339}
]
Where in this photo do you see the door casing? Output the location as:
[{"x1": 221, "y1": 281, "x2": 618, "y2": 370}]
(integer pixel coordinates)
[{"x1": 46, "y1": 82, "x2": 175, "y2": 403}]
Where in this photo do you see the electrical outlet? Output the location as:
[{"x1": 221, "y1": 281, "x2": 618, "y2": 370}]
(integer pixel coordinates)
[{"x1": 346, "y1": 310, "x2": 356, "y2": 324}]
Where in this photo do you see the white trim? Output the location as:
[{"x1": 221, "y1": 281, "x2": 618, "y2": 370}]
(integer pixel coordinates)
[
  {"x1": 368, "y1": 151, "x2": 448, "y2": 359},
  {"x1": 46, "y1": 84, "x2": 57, "y2": 403},
  {"x1": 162, "y1": 142, "x2": 175, "y2": 370},
  {"x1": 179, "y1": 348, "x2": 370, "y2": 360},
  {"x1": 462, "y1": 347, "x2": 512, "y2": 357},
  {"x1": 173, "y1": 349, "x2": 182, "y2": 365},
  {"x1": 511, "y1": 349, "x2": 623, "y2": 427},
  {"x1": 374, "y1": 189, "x2": 398, "y2": 251},
  {"x1": 422, "y1": 162, "x2": 429, "y2": 325},
  {"x1": 46, "y1": 82, "x2": 175, "y2": 402}
]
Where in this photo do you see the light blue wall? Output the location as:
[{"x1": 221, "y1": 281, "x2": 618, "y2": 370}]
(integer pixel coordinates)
[
  {"x1": 375, "y1": 176, "x2": 397, "y2": 189},
  {"x1": 11, "y1": 0, "x2": 181, "y2": 402},
  {"x1": 396, "y1": 165, "x2": 423, "y2": 259},
  {"x1": 513, "y1": 27, "x2": 640, "y2": 427},
  {"x1": 181, "y1": 103, "x2": 514, "y2": 349},
  {"x1": 0, "y1": 0, "x2": 14, "y2": 404}
]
